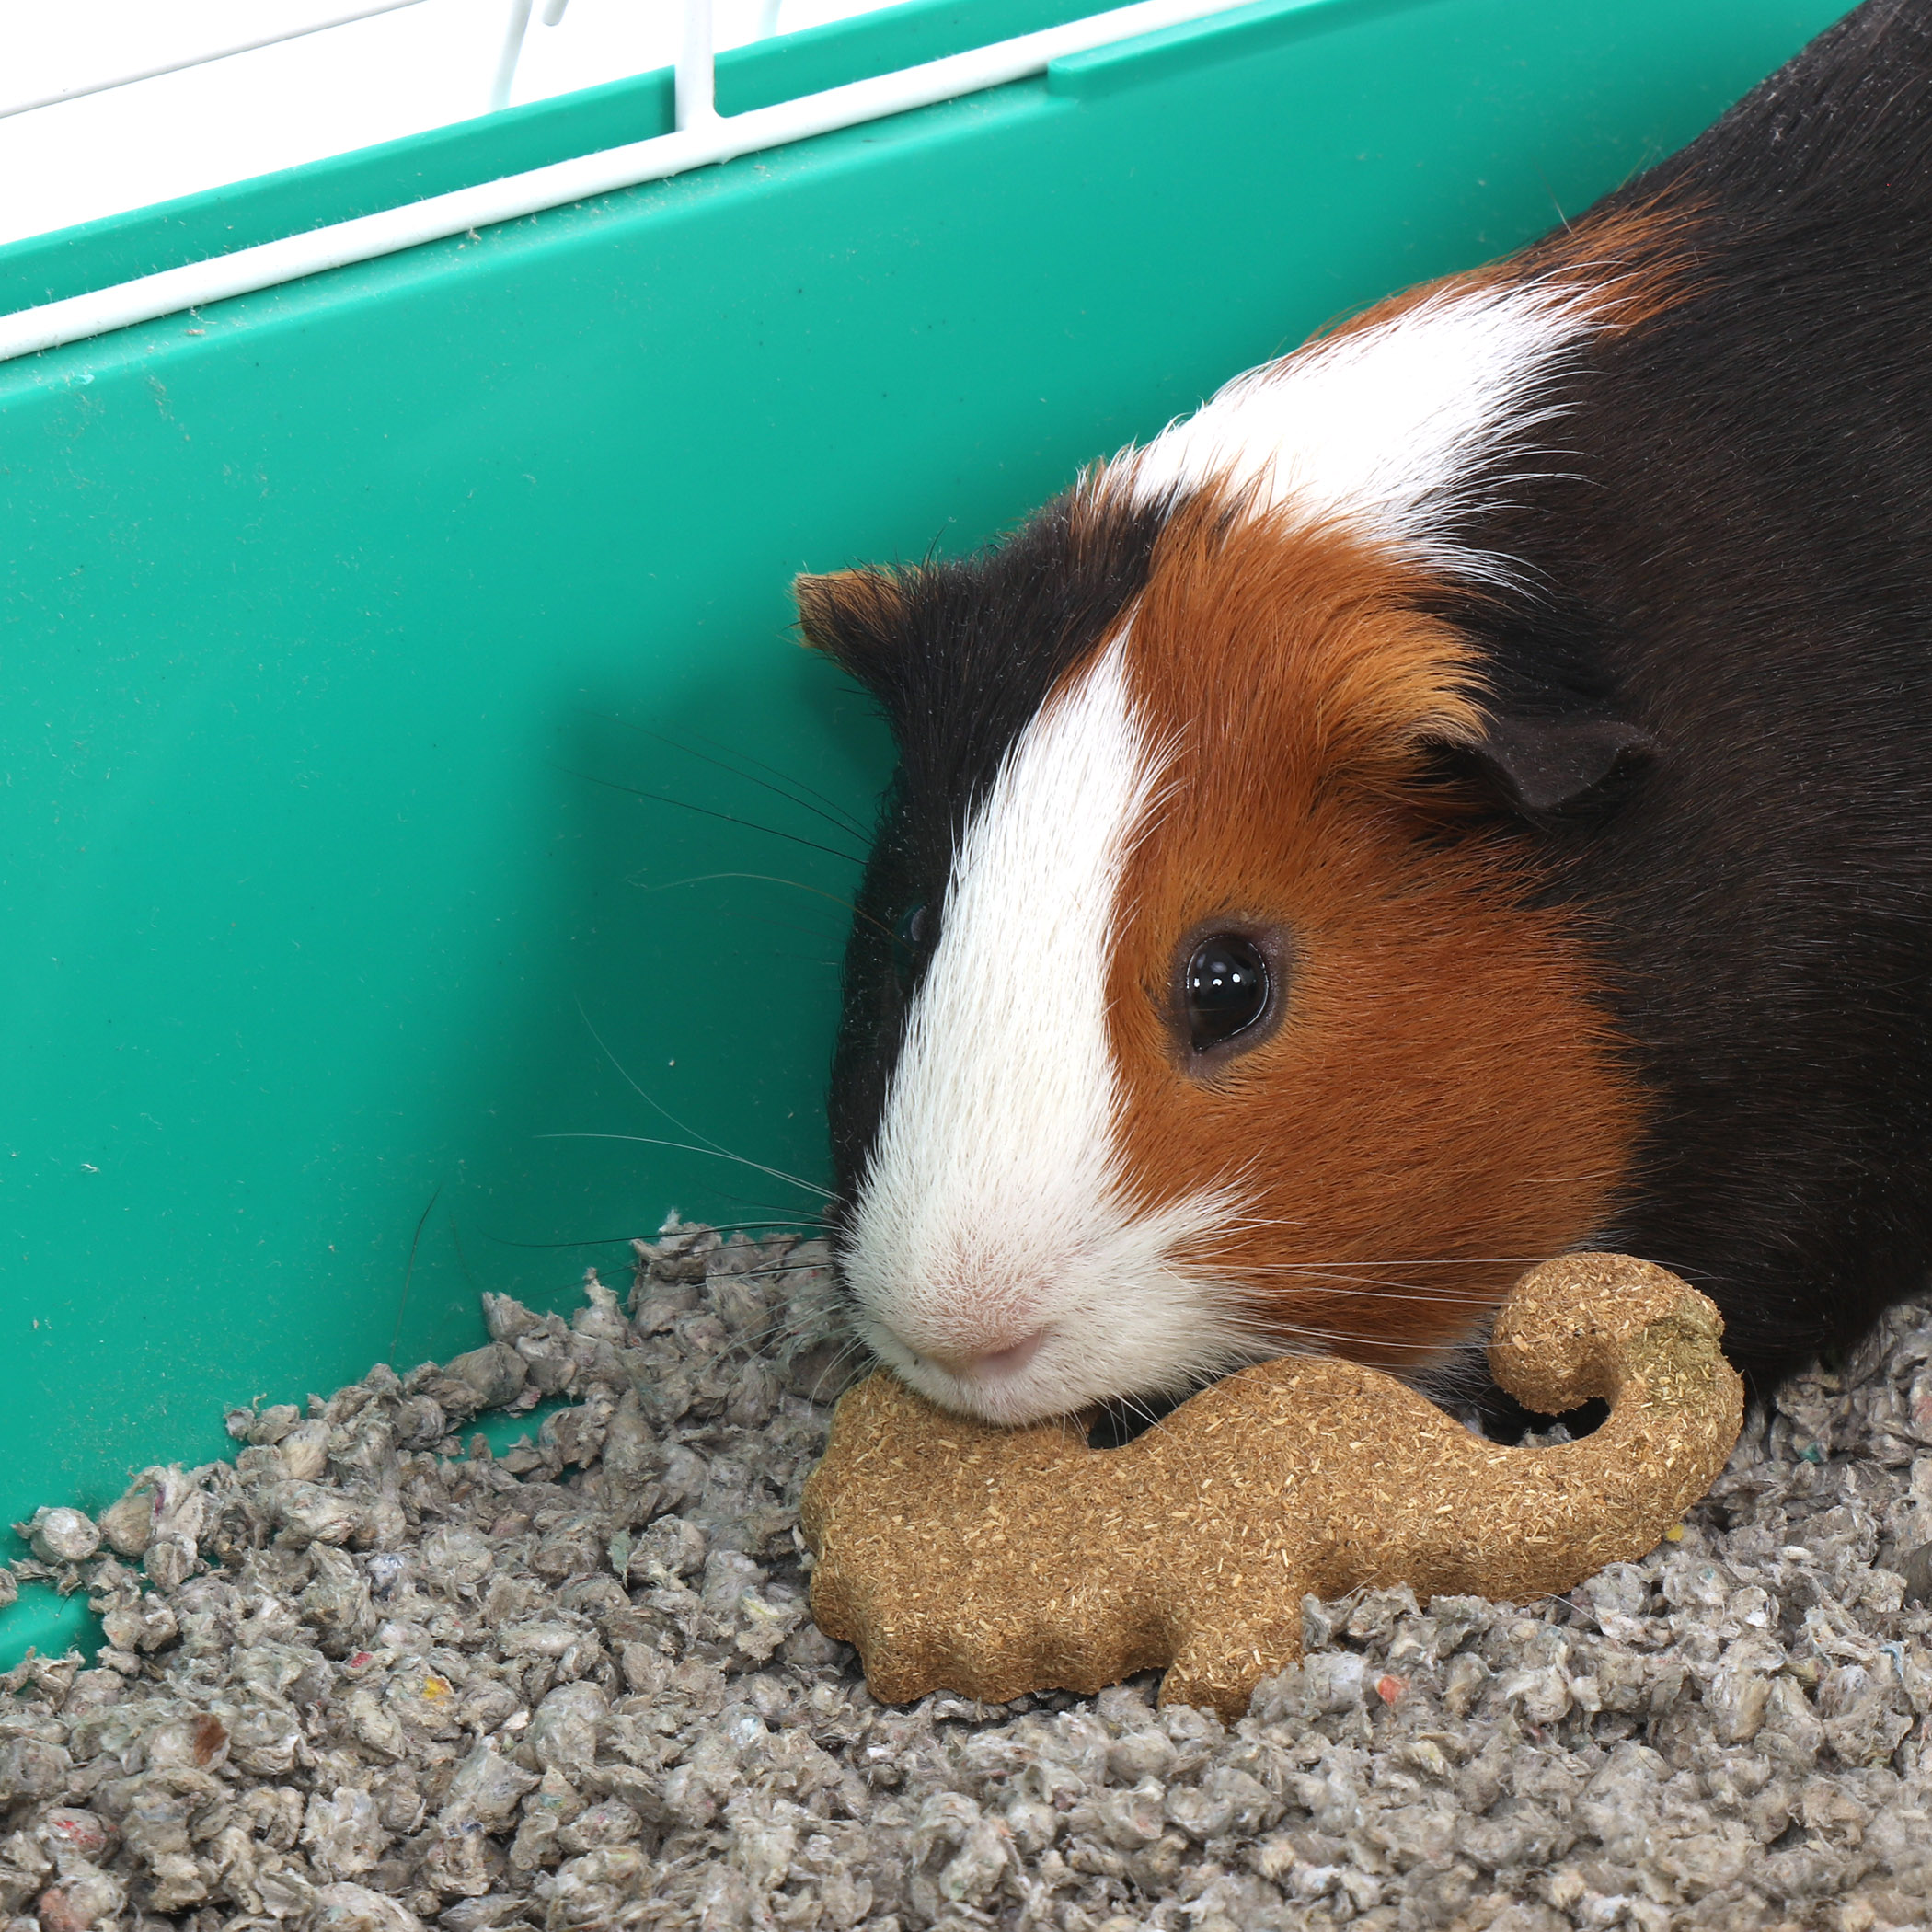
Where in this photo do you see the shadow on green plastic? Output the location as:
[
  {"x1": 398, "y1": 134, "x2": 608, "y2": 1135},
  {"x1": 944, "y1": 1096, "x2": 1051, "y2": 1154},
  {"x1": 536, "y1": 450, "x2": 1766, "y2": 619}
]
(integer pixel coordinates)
[
  {"x1": 462, "y1": 1396, "x2": 573, "y2": 1459},
  {"x1": 0, "y1": 1590, "x2": 98, "y2": 1677}
]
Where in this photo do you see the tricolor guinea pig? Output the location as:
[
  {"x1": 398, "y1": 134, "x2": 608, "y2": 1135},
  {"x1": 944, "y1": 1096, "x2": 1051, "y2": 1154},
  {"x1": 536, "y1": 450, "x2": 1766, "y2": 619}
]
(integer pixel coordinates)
[{"x1": 793, "y1": 0, "x2": 1932, "y2": 1427}]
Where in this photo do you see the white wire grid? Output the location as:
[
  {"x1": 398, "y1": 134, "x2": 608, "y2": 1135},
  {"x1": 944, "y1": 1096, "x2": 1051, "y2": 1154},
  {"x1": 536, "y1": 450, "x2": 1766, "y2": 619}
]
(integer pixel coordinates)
[
  {"x1": 0, "y1": 0, "x2": 786, "y2": 123},
  {"x1": 0, "y1": 0, "x2": 1241, "y2": 358},
  {"x1": 0, "y1": 0, "x2": 853, "y2": 247}
]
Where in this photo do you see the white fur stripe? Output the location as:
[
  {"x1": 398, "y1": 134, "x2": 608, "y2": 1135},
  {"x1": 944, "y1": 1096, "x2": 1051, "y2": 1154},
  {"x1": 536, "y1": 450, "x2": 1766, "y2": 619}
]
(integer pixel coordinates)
[
  {"x1": 1115, "y1": 278, "x2": 1604, "y2": 579},
  {"x1": 842, "y1": 636, "x2": 1256, "y2": 1424}
]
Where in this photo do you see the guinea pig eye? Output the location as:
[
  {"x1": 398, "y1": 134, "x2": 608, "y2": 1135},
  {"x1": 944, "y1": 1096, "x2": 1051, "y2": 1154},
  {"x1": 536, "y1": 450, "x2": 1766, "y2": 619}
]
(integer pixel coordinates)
[
  {"x1": 1183, "y1": 935, "x2": 1271, "y2": 1053},
  {"x1": 891, "y1": 902, "x2": 935, "y2": 995}
]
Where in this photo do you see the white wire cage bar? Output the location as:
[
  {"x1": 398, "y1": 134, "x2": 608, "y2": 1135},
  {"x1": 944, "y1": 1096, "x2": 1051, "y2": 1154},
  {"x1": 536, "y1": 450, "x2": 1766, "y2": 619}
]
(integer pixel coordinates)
[
  {"x1": 0, "y1": 0, "x2": 437, "y2": 123},
  {"x1": 489, "y1": 0, "x2": 582, "y2": 113},
  {"x1": 4, "y1": 0, "x2": 619, "y2": 129},
  {"x1": 0, "y1": 0, "x2": 1243, "y2": 363},
  {"x1": 677, "y1": 0, "x2": 719, "y2": 129}
]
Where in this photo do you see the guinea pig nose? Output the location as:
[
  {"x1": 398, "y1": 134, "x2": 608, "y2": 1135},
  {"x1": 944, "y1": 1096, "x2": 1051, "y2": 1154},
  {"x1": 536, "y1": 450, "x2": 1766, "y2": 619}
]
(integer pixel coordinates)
[{"x1": 921, "y1": 1327, "x2": 1049, "y2": 1381}]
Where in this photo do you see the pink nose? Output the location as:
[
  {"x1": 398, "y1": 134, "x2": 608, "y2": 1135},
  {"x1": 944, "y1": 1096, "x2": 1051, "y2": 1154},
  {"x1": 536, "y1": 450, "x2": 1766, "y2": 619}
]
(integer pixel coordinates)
[{"x1": 919, "y1": 1327, "x2": 1048, "y2": 1381}]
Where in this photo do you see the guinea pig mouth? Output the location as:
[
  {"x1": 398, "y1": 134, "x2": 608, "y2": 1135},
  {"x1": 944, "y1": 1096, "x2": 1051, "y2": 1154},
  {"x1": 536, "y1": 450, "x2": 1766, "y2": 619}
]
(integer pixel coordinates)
[
  {"x1": 908, "y1": 1326, "x2": 1049, "y2": 1386},
  {"x1": 860, "y1": 1317, "x2": 1062, "y2": 1421},
  {"x1": 953, "y1": 1328, "x2": 1049, "y2": 1381}
]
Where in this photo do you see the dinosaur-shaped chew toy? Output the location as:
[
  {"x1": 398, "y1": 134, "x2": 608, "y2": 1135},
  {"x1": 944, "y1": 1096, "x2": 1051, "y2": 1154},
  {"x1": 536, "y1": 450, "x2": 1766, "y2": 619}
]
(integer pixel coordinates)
[{"x1": 799, "y1": 1253, "x2": 1744, "y2": 1720}]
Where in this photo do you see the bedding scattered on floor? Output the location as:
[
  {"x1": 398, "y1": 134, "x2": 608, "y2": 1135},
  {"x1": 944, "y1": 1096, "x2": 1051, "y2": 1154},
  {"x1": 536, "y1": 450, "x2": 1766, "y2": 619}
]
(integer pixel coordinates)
[{"x1": 0, "y1": 1219, "x2": 1929, "y2": 1931}]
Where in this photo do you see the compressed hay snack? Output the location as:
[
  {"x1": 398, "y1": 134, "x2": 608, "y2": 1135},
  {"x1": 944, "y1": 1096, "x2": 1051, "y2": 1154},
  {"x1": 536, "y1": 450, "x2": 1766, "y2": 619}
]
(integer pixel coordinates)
[{"x1": 800, "y1": 1252, "x2": 1744, "y2": 1719}]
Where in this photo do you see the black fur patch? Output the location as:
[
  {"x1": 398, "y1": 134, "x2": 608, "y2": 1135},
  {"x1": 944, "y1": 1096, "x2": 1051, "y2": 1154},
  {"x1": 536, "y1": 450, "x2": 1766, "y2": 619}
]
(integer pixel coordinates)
[
  {"x1": 1446, "y1": 0, "x2": 1932, "y2": 1394},
  {"x1": 806, "y1": 493, "x2": 1166, "y2": 1203}
]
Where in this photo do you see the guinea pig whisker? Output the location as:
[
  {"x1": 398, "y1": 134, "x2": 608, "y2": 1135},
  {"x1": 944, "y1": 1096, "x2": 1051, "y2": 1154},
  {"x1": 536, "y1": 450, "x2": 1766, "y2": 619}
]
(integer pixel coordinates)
[
  {"x1": 1248, "y1": 1317, "x2": 1455, "y2": 1354},
  {"x1": 539, "y1": 1132, "x2": 834, "y2": 1202},
  {"x1": 1235, "y1": 1269, "x2": 1520, "y2": 1304},
  {"x1": 565, "y1": 769, "x2": 868, "y2": 867},
  {"x1": 1087, "y1": 1386, "x2": 1185, "y2": 1448},
  {"x1": 1232, "y1": 1258, "x2": 1548, "y2": 1290},
  {"x1": 802, "y1": 1337, "x2": 875, "y2": 1405},
  {"x1": 1231, "y1": 1257, "x2": 1524, "y2": 1282},
  {"x1": 477, "y1": 1214, "x2": 832, "y2": 1253},
  {"x1": 600, "y1": 717, "x2": 874, "y2": 843},
  {"x1": 1234, "y1": 1258, "x2": 1531, "y2": 1278},
  {"x1": 626, "y1": 1236, "x2": 861, "y2": 1381},
  {"x1": 650, "y1": 1290, "x2": 834, "y2": 1368},
  {"x1": 1271, "y1": 1298, "x2": 1505, "y2": 1319},
  {"x1": 676, "y1": 1214, "x2": 835, "y2": 1234},
  {"x1": 1189, "y1": 1282, "x2": 1474, "y2": 1355},
  {"x1": 674, "y1": 1206, "x2": 838, "y2": 1232},
  {"x1": 736, "y1": 1257, "x2": 845, "y2": 1279},
  {"x1": 483, "y1": 1231, "x2": 657, "y2": 1251},
  {"x1": 573, "y1": 995, "x2": 751, "y2": 1176},
  {"x1": 668, "y1": 721, "x2": 875, "y2": 840},
  {"x1": 633, "y1": 872, "x2": 898, "y2": 947},
  {"x1": 1240, "y1": 1279, "x2": 1514, "y2": 1299},
  {"x1": 693, "y1": 1310, "x2": 861, "y2": 1380},
  {"x1": 1203, "y1": 1223, "x2": 1543, "y2": 1267}
]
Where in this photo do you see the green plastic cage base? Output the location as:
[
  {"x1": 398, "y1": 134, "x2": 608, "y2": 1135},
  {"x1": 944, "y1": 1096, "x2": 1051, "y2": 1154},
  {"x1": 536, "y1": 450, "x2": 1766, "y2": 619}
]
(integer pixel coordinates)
[{"x1": 0, "y1": 0, "x2": 1852, "y2": 1666}]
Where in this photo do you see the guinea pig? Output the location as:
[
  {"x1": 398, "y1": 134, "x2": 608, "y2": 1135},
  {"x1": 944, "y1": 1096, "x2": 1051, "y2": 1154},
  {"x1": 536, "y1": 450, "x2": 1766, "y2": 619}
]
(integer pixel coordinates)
[{"x1": 793, "y1": 0, "x2": 1932, "y2": 1429}]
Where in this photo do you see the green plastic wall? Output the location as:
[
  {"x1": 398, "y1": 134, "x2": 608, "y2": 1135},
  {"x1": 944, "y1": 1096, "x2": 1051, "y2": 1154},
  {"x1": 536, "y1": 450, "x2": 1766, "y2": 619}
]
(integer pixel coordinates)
[{"x1": 0, "y1": 0, "x2": 1852, "y2": 1661}]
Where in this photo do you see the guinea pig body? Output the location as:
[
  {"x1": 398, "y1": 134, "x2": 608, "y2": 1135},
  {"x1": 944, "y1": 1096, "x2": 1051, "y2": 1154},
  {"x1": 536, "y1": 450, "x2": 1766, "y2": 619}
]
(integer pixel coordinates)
[{"x1": 798, "y1": 0, "x2": 1932, "y2": 1425}]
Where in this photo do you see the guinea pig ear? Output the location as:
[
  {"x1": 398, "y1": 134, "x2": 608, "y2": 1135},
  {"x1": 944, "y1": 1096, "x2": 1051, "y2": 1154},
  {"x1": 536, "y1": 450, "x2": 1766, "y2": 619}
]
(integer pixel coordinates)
[
  {"x1": 793, "y1": 568, "x2": 912, "y2": 689},
  {"x1": 1436, "y1": 712, "x2": 1658, "y2": 816}
]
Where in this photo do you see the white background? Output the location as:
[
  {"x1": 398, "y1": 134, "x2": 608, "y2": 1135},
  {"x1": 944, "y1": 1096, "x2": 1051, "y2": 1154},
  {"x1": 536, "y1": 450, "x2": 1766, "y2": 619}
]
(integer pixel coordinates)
[{"x1": 0, "y1": 0, "x2": 888, "y2": 249}]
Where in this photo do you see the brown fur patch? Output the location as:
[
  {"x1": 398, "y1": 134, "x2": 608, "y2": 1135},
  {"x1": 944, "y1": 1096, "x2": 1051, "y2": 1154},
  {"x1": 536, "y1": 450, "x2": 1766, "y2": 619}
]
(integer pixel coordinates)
[
  {"x1": 1526, "y1": 199, "x2": 1704, "y2": 329},
  {"x1": 1311, "y1": 199, "x2": 1695, "y2": 353},
  {"x1": 793, "y1": 567, "x2": 909, "y2": 678},
  {"x1": 1101, "y1": 499, "x2": 1644, "y2": 1380}
]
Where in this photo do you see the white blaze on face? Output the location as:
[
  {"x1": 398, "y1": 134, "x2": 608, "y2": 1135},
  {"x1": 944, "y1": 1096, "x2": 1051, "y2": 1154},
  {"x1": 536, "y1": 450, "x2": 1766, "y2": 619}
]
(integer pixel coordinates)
[
  {"x1": 1121, "y1": 279, "x2": 1604, "y2": 581},
  {"x1": 841, "y1": 637, "x2": 1254, "y2": 1424}
]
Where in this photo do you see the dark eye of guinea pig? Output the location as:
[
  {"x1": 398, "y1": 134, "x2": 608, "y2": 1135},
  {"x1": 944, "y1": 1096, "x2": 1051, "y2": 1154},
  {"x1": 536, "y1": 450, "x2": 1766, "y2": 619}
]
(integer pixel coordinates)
[
  {"x1": 1183, "y1": 935, "x2": 1271, "y2": 1053},
  {"x1": 891, "y1": 902, "x2": 935, "y2": 995}
]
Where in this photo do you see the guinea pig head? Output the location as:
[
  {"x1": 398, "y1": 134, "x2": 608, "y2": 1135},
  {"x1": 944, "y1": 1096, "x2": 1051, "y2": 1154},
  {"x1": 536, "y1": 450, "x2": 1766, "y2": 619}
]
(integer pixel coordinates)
[{"x1": 799, "y1": 481, "x2": 1647, "y2": 1427}]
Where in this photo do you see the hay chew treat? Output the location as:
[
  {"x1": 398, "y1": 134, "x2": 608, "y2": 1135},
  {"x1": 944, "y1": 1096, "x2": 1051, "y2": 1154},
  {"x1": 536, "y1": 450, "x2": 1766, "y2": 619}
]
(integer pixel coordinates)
[{"x1": 801, "y1": 1252, "x2": 1744, "y2": 1719}]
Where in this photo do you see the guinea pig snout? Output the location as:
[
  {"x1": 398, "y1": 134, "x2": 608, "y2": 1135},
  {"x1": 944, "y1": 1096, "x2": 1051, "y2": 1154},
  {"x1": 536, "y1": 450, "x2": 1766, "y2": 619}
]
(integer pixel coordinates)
[
  {"x1": 866, "y1": 1282, "x2": 1057, "y2": 1393},
  {"x1": 910, "y1": 1326, "x2": 1050, "y2": 1382}
]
